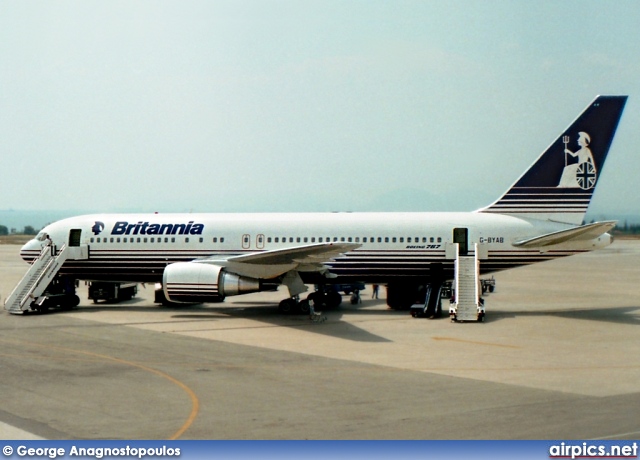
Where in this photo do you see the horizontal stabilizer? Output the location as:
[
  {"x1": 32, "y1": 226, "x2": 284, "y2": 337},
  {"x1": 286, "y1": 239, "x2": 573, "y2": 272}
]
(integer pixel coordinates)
[{"x1": 513, "y1": 221, "x2": 616, "y2": 248}]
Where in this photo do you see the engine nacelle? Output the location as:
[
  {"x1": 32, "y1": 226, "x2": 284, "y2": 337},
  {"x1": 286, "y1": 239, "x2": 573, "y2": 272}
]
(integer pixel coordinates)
[{"x1": 163, "y1": 262, "x2": 261, "y2": 303}]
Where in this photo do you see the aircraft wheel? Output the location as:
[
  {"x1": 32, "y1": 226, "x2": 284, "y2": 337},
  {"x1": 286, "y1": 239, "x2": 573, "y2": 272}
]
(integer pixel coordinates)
[
  {"x1": 278, "y1": 298, "x2": 296, "y2": 314},
  {"x1": 327, "y1": 291, "x2": 342, "y2": 309},
  {"x1": 310, "y1": 292, "x2": 327, "y2": 308},
  {"x1": 298, "y1": 299, "x2": 311, "y2": 314}
]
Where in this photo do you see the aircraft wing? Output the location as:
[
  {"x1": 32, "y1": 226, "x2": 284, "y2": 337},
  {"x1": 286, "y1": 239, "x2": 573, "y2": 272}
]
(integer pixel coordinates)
[
  {"x1": 513, "y1": 221, "x2": 617, "y2": 248},
  {"x1": 197, "y1": 242, "x2": 361, "y2": 279}
]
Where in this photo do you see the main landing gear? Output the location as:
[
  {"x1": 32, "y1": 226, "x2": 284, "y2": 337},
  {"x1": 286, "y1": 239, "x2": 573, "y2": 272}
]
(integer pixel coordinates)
[{"x1": 278, "y1": 286, "x2": 342, "y2": 315}]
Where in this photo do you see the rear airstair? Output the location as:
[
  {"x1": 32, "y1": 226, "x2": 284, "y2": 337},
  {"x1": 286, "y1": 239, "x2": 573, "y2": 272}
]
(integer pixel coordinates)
[
  {"x1": 449, "y1": 243, "x2": 485, "y2": 322},
  {"x1": 4, "y1": 244, "x2": 87, "y2": 314}
]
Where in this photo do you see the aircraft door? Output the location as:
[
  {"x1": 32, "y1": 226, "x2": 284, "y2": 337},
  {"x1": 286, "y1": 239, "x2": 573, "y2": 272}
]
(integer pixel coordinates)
[
  {"x1": 242, "y1": 234, "x2": 251, "y2": 249},
  {"x1": 453, "y1": 228, "x2": 468, "y2": 256},
  {"x1": 68, "y1": 229, "x2": 82, "y2": 247},
  {"x1": 256, "y1": 234, "x2": 265, "y2": 249}
]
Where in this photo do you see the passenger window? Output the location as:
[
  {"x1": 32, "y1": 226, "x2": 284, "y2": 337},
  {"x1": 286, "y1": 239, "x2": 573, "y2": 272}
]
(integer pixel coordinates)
[
  {"x1": 185, "y1": 237, "x2": 189, "y2": 243},
  {"x1": 303, "y1": 237, "x2": 308, "y2": 243},
  {"x1": 437, "y1": 237, "x2": 442, "y2": 242},
  {"x1": 399, "y1": 237, "x2": 404, "y2": 243},
  {"x1": 143, "y1": 238, "x2": 147, "y2": 243},
  {"x1": 150, "y1": 238, "x2": 155, "y2": 243},
  {"x1": 385, "y1": 237, "x2": 389, "y2": 243},
  {"x1": 213, "y1": 237, "x2": 218, "y2": 243},
  {"x1": 392, "y1": 237, "x2": 397, "y2": 243},
  {"x1": 199, "y1": 238, "x2": 203, "y2": 243}
]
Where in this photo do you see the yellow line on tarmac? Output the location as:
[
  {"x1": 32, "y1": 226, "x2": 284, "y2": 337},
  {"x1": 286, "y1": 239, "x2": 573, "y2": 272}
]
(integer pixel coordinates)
[
  {"x1": 0, "y1": 338, "x2": 199, "y2": 439},
  {"x1": 432, "y1": 336, "x2": 522, "y2": 349},
  {"x1": 59, "y1": 347, "x2": 200, "y2": 440}
]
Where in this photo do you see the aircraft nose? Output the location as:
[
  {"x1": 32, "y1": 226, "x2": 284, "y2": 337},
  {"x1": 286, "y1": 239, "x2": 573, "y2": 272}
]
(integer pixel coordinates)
[{"x1": 20, "y1": 239, "x2": 41, "y2": 262}]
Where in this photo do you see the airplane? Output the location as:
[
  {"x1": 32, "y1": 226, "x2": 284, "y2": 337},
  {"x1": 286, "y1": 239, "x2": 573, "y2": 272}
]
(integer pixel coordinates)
[{"x1": 8, "y1": 95, "x2": 627, "y2": 319}]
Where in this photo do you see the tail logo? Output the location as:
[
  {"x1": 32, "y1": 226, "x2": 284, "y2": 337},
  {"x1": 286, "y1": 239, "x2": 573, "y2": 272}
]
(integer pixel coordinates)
[{"x1": 558, "y1": 131, "x2": 597, "y2": 189}]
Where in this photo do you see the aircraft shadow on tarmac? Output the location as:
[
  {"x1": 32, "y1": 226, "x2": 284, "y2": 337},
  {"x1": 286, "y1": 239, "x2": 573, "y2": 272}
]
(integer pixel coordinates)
[
  {"x1": 170, "y1": 303, "x2": 396, "y2": 343},
  {"x1": 45, "y1": 299, "x2": 396, "y2": 343},
  {"x1": 30, "y1": 298, "x2": 640, "y2": 335}
]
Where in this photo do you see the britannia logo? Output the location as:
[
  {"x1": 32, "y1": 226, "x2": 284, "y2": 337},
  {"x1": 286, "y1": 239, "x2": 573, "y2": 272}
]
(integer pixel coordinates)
[
  {"x1": 557, "y1": 131, "x2": 597, "y2": 190},
  {"x1": 92, "y1": 221, "x2": 105, "y2": 235}
]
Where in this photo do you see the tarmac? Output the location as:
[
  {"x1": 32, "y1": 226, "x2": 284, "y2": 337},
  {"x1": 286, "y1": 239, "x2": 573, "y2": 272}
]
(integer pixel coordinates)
[{"x1": 0, "y1": 240, "x2": 639, "y2": 440}]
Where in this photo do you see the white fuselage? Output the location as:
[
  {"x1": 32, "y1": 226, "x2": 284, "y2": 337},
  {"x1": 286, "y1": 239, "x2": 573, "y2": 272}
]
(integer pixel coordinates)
[{"x1": 20, "y1": 211, "x2": 612, "y2": 285}]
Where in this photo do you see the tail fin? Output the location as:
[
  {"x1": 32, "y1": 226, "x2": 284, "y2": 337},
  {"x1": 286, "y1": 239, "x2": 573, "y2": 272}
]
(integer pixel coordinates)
[{"x1": 479, "y1": 95, "x2": 627, "y2": 225}]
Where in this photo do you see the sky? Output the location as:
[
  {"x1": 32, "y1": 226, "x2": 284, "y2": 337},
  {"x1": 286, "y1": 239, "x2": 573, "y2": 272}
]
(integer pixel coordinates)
[{"x1": 1, "y1": 0, "x2": 639, "y2": 224}]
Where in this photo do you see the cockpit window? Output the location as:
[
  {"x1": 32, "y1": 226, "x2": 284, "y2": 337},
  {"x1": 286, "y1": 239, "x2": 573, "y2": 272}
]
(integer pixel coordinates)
[{"x1": 35, "y1": 232, "x2": 47, "y2": 241}]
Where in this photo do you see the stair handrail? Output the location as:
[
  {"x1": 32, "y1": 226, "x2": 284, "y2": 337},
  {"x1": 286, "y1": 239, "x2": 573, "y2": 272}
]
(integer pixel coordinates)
[{"x1": 20, "y1": 244, "x2": 68, "y2": 305}]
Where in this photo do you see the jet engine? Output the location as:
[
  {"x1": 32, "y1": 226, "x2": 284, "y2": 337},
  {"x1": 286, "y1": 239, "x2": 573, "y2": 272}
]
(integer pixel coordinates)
[{"x1": 163, "y1": 262, "x2": 261, "y2": 303}]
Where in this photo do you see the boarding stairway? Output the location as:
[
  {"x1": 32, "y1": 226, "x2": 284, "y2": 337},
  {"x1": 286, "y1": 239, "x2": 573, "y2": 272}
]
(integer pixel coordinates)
[
  {"x1": 4, "y1": 244, "x2": 86, "y2": 314},
  {"x1": 410, "y1": 281, "x2": 443, "y2": 318},
  {"x1": 424, "y1": 282, "x2": 442, "y2": 317},
  {"x1": 449, "y1": 243, "x2": 485, "y2": 322}
]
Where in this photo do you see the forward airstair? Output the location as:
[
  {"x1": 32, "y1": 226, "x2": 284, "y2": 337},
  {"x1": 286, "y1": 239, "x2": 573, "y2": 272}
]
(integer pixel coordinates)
[
  {"x1": 4, "y1": 243, "x2": 87, "y2": 314},
  {"x1": 449, "y1": 243, "x2": 485, "y2": 322}
]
